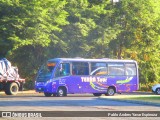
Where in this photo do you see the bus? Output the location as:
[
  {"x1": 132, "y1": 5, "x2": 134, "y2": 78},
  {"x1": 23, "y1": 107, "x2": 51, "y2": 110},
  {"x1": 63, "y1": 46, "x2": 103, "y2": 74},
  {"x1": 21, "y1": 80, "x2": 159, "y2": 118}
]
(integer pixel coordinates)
[{"x1": 35, "y1": 58, "x2": 139, "y2": 97}]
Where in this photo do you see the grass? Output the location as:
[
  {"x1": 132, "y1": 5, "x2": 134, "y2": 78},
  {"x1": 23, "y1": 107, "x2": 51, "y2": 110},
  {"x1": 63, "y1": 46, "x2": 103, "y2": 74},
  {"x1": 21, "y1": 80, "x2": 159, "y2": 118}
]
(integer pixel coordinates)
[
  {"x1": 105, "y1": 95, "x2": 160, "y2": 104},
  {"x1": 123, "y1": 96, "x2": 160, "y2": 103}
]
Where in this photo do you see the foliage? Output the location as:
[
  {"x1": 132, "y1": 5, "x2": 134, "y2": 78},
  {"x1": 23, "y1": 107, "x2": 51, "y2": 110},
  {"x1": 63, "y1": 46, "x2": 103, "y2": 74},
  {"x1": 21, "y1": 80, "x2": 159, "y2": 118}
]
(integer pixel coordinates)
[
  {"x1": 0, "y1": 0, "x2": 69, "y2": 89},
  {"x1": 0, "y1": 0, "x2": 159, "y2": 90},
  {"x1": 139, "y1": 82, "x2": 159, "y2": 92}
]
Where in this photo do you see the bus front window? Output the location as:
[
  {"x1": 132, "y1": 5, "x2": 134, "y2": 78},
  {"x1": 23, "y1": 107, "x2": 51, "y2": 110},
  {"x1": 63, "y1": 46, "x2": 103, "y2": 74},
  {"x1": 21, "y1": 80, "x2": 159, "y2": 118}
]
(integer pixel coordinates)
[{"x1": 37, "y1": 62, "x2": 56, "y2": 81}]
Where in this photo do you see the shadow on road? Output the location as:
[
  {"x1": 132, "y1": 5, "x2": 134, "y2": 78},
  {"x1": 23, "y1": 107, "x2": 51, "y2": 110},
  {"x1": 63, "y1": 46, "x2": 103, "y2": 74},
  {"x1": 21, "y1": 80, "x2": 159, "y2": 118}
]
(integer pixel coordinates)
[{"x1": 0, "y1": 97, "x2": 157, "y2": 107}]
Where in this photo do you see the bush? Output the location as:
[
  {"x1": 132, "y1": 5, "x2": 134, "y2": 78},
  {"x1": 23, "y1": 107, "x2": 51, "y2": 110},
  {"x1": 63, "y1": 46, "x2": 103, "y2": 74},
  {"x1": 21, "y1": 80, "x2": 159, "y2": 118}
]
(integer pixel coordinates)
[
  {"x1": 23, "y1": 79, "x2": 35, "y2": 90},
  {"x1": 139, "y1": 82, "x2": 159, "y2": 92}
]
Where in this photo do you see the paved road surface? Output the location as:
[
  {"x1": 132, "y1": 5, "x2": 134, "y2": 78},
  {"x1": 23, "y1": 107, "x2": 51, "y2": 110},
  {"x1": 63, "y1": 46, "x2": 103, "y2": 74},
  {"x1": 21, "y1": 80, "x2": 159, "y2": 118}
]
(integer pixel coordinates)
[{"x1": 0, "y1": 92, "x2": 159, "y2": 120}]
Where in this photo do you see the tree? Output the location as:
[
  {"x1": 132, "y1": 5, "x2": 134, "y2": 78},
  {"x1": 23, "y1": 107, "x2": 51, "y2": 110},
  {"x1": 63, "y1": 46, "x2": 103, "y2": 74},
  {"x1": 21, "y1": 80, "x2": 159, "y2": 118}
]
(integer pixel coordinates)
[
  {"x1": 109, "y1": 0, "x2": 160, "y2": 83},
  {"x1": 0, "y1": 0, "x2": 69, "y2": 88},
  {"x1": 58, "y1": 0, "x2": 97, "y2": 57},
  {"x1": 58, "y1": 0, "x2": 118, "y2": 58},
  {"x1": 1, "y1": 0, "x2": 160, "y2": 89},
  {"x1": 87, "y1": 0, "x2": 120, "y2": 58},
  {"x1": 0, "y1": 0, "x2": 68, "y2": 52}
]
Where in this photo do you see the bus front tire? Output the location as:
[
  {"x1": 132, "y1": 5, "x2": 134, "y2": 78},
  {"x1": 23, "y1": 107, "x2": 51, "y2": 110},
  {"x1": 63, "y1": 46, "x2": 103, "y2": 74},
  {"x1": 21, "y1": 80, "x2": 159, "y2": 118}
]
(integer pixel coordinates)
[
  {"x1": 5, "y1": 82, "x2": 19, "y2": 95},
  {"x1": 93, "y1": 93, "x2": 102, "y2": 96},
  {"x1": 105, "y1": 87, "x2": 115, "y2": 96},
  {"x1": 44, "y1": 92, "x2": 52, "y2": 97},
  {"x1": 57, "y1": 87, "x2": 67, "y2": 97}
]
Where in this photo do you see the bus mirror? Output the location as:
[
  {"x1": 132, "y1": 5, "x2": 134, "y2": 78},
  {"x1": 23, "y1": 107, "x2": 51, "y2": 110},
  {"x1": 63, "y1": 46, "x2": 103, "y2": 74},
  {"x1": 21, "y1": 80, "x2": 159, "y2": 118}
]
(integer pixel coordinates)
[{"x1": 38, "y1": 69, "x2": 44, "y2": 73}]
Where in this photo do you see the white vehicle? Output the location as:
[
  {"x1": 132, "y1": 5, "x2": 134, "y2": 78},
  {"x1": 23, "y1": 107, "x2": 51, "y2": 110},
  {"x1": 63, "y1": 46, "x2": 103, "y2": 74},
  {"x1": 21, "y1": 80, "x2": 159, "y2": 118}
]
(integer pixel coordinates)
[
  {"x1": 152, "y1": 84, "x2": 160, "y2": 95},
  {"x1": 0, "y1": 58, "x2": 25, "y2": 95}
]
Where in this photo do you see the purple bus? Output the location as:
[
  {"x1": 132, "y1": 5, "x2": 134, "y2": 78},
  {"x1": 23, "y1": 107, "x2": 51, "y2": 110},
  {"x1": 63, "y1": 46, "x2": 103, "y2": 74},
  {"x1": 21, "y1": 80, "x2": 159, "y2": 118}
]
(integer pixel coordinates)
[{"x1": 35, "y1": 58, "x2": 139, "y2": 97}]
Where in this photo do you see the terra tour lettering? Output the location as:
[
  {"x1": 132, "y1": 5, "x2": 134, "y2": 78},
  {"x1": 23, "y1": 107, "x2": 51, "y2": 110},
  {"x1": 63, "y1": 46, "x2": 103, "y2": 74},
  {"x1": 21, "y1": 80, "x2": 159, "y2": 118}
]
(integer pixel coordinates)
[{"x1": 81, "y1": 77, "x2": 107, "y2": 83}]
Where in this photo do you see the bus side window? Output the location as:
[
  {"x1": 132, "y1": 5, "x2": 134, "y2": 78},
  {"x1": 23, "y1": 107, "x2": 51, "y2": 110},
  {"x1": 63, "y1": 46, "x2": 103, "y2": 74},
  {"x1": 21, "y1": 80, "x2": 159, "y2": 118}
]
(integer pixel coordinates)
[
  {"x1": 108, "y1": 63, "x2": 125, "y2": 76},
  {"x1": 125, "y1": 63, "x2": 136, "y2": 75},
  {"x1": 72, "y1": 62, "x2": 89, "y2": 75},
  {"x1": 91, "y1": 62, "x2": 107, "y2": 71},
  {"x1": 90, "y1": 62, "x2": 107, "y2": 75}
]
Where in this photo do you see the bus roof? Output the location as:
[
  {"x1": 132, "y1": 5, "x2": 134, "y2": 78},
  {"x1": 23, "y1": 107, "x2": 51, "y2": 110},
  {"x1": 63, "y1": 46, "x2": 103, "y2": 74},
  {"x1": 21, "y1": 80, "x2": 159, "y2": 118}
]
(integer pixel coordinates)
[{"x1": 48, "y1": 58, "x2": 137, "y2": 63}]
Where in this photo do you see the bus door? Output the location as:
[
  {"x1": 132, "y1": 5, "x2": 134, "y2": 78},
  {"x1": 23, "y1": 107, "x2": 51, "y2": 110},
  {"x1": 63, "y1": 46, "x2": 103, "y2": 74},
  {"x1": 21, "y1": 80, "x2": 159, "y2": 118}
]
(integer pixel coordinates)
[{"x1": 54, "y1": 62, "x2": 71, "y2": 92}]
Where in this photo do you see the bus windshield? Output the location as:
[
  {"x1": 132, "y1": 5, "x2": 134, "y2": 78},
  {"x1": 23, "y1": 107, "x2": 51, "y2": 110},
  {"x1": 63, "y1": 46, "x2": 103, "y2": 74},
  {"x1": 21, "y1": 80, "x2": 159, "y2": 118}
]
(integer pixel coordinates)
[{"x1": 36, "y1": 61, "x2": 57, "y2": 81}]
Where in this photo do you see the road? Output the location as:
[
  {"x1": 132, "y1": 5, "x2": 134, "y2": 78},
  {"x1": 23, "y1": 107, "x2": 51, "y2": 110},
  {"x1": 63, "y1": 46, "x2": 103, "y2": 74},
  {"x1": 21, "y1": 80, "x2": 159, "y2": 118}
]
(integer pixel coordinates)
[{"x1": 0, "y1": 92, "x2": 160, "y2": 120}]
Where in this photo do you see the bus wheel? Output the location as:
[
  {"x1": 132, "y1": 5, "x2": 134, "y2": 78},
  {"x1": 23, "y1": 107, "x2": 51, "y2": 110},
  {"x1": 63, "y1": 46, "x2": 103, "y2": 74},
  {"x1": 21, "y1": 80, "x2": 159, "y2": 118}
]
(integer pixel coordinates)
[
  {"x1": 57, "y1": 87, "x2": 66, "y2": 97},
  {"x1": 44, "y1": 92, "x2": 52, "y2": 97},
  {"x1": 156, "y1": 88, "x2": 160, "y2": 95},
  {"x1": 93, "y1": 93, "x2": 102, "y2": 96},
  {"x1": 5, "y1": 82, "x2": 19, "y2": 95},
  {"x1": 106, "y1": 87, "x2": 115, "y2": 96}
]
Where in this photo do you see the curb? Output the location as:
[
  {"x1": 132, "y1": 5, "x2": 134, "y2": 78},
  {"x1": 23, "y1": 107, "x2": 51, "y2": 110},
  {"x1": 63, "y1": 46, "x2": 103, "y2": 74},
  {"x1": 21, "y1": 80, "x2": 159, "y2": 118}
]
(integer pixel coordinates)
[
  {"x1": 99, "y1": 96, "x2": 160, "y2": 107},
  {"x1": 18, "y1": 90, "x2": 36, "y2": 94},
  {"x1": 0, "y1": 90, "x2": 36, "y2": 94}
]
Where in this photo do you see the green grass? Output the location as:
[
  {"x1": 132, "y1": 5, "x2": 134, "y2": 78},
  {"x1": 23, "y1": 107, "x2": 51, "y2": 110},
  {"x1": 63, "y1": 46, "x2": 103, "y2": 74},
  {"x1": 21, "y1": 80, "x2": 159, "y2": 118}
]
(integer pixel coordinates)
[{"x1": 119, "y1": 95, "x2": 160, "y2": 104}]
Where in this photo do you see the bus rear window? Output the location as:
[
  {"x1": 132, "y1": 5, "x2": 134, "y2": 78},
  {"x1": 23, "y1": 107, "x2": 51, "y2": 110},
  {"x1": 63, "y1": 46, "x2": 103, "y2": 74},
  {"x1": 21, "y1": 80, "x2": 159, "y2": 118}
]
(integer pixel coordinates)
[
  {"x1": 125, "y1": 63, "x2": 137, "y2": 75},
  {"x1": 108, "y1": 63, "x2": 125, "y2": 76}
]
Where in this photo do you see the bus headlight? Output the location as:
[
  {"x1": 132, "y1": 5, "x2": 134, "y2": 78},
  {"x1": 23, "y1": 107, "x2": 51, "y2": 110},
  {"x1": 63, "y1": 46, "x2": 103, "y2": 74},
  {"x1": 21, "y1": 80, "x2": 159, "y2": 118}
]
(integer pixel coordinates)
[{"x1": 46, "y1": 79, "x2": 52, "y2": 84}]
